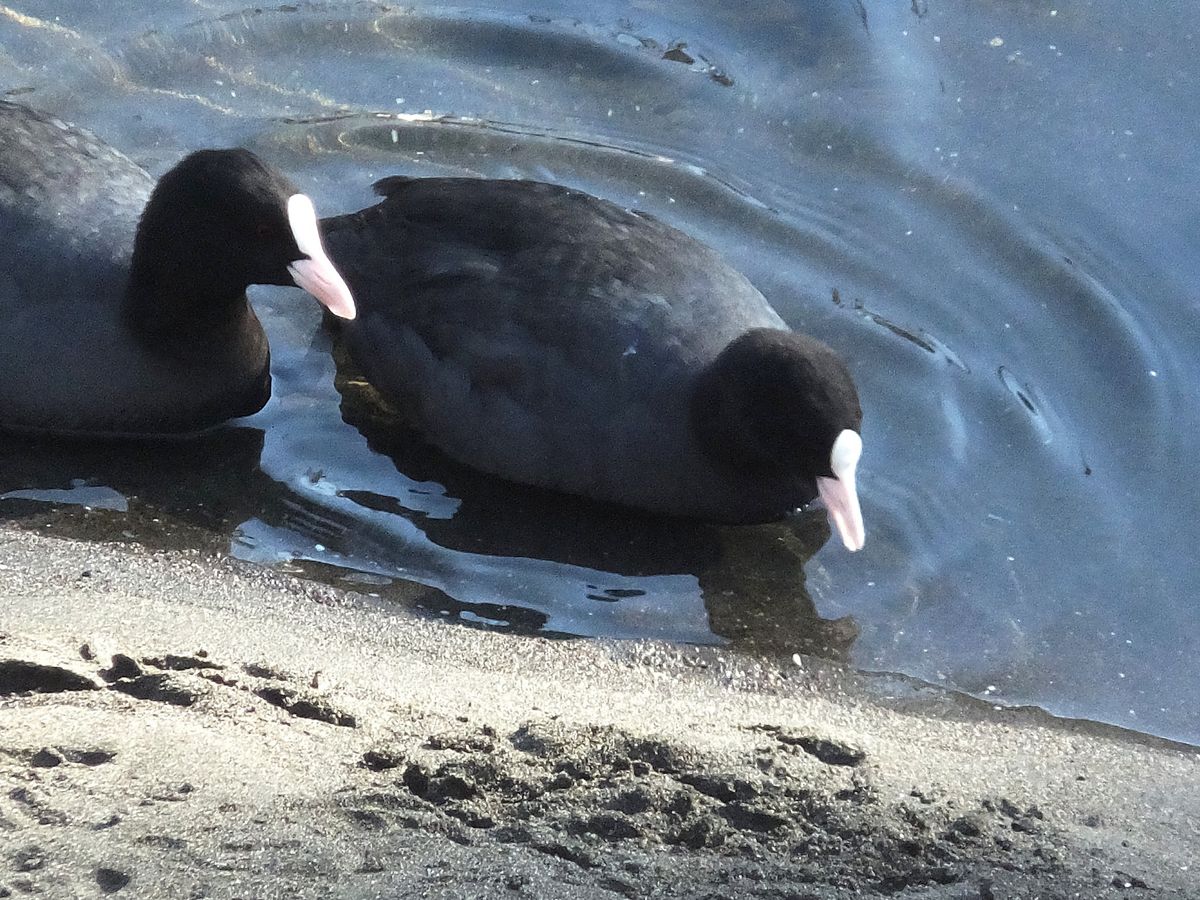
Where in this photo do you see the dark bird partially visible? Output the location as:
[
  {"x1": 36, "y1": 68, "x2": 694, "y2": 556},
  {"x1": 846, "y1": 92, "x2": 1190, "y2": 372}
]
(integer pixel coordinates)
[{"x1": 0, "y1": 101, "x2": 354, "y2": 438}]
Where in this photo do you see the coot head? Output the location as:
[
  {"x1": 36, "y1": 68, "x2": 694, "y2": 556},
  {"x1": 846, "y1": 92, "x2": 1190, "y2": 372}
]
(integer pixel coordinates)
[
  {"x1": 127, "y1": 148, "x2": 355, "y2": 330},
  {"x1": 693, "y1": 328, "x2": 865, "y2": 550}
]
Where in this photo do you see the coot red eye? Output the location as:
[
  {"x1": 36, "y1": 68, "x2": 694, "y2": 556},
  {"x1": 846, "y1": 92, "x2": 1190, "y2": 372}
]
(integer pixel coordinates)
[{"x1": 256, "y1": 222, "x2": 272, "y2": 238}]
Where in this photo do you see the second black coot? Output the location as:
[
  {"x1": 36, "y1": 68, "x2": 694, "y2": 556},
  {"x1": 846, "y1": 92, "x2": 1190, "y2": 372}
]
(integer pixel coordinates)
[
  {"x1": 322, "y1": 176, "x2": 864, "y2": 550},
  {"x1": 0, "y1": 101, "x2": 354, "y2": 437}
]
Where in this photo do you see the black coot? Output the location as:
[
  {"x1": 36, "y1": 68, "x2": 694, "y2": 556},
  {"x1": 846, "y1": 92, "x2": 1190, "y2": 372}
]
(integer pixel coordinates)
[
  {"x1": 0, "y1": 101, "x2": 355, "y2": 437},
  {"x1": 322, "y1": 177, "x2": 864, "y2": 550}
]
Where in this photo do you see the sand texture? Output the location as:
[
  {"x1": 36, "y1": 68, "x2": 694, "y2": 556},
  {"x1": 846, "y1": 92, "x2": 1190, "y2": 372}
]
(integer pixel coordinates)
[{"x1": 1, "y1": 527, "x2": 1197, "y2": 899}]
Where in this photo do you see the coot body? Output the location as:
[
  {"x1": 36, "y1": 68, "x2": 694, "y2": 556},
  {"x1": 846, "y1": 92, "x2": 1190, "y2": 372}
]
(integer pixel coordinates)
[
  {"x1": 323, "y1": 177, "x2": 863, "y2": 547},
  {"x1": 0, "y1": 101, "x2": 353, "y2": 437}
]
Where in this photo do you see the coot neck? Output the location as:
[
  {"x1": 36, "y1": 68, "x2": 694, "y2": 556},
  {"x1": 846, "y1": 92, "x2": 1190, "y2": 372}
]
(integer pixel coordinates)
[
  {"x1": 123, "y1": 236, "x2": 249, "y2": 340},
  {"x1": 690, "y1": 362, "x2": 788, "y2": 477}
]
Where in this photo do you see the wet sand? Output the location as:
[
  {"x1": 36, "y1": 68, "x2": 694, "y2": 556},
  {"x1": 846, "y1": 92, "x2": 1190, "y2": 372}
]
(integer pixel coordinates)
[{"x1": 1, "y1": 525, "x2": 1197, "y2": 899}]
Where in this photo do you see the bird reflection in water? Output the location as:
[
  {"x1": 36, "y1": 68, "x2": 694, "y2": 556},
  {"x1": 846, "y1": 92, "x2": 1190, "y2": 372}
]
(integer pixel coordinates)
[{"x1": 330, "y1": 344, "x2": 859, "y2": 663}]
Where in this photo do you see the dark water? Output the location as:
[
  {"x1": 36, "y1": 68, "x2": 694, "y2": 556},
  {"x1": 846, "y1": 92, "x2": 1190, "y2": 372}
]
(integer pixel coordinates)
[{"x1": 1, "y1": 2, "x2": 1197, "y2": 743}]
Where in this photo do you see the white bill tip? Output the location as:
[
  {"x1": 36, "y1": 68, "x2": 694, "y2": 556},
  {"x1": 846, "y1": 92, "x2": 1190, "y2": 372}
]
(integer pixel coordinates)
[
  {"x1": 286, "y1": 193, "x2": 356, "y2": 320},
  {"x1": 816, "y1": 429, "x2": 865, "y2": 552}
]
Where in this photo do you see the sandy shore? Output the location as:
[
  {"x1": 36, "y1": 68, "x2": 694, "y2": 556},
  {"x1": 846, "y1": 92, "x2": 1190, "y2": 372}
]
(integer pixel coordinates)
[{"x1": 1, "y1": 524, "x2": 1197, "y2": 899}]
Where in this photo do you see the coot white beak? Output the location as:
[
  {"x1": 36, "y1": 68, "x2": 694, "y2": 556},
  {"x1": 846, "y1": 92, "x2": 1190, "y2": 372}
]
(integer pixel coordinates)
[
  {"x1": 286, "y1": 193, "x2": 356, "y2": 320},
  {"x1": 816, "y1": 429, "x2": 865, "y2": 552}
]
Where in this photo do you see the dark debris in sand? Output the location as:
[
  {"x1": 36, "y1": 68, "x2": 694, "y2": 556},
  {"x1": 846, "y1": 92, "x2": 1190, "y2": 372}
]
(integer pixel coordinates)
[
  {"x1": 345, "y1": 718, "x2": 1066, "y2": 897},
  {"x1": 254, "y1": 683, "x2": 357, "y2": 727},
  {"x1": 0, "y1": 658, "x2": 99, "y2": 695}
]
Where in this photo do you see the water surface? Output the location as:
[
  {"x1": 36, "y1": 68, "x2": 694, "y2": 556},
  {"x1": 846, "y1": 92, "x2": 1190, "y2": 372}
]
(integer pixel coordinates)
[{"x1": 1, "y1": 1, "x2": 1197, "y2": 743}]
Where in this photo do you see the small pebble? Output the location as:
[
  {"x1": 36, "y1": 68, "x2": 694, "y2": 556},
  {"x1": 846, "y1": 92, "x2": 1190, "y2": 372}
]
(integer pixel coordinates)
[
  {"x1": 30, "y1": 748, "x2": 63, "y2": 768},
  {"x1": 106, "y1": 654, "x2": 143, "y2": 681},
  {"x1": 95, "y1": 867, "x2": 131, "y2": 893}
]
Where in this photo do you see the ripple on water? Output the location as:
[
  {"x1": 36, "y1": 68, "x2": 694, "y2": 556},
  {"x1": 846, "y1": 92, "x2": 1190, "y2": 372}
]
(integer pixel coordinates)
[{"x1": 0, "y1": 0, "x2": 1197, "y2": 744}]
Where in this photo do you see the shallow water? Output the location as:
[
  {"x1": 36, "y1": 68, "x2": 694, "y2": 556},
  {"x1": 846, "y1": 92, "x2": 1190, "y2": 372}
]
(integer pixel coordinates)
[{"x1": 1, "y1": 1, "x2": 1197, "y2": 743}]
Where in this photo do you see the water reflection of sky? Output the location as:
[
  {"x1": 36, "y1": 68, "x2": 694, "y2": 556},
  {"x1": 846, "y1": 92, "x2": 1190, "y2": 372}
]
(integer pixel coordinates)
[{"x1": 0, "y1": 1, "x2": 1197, "y2": 744}]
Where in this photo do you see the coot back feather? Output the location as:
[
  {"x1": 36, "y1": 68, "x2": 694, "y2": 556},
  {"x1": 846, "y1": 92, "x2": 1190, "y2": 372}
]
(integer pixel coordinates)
[{"x1": 322, "y1": 176, "x2": 864, "y2": 549}]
